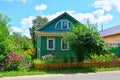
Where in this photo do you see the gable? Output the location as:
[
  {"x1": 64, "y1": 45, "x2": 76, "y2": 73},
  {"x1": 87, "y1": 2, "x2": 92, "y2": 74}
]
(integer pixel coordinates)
[{"x1": 37, "y1": 12, "x2": 79, "y2": 33}]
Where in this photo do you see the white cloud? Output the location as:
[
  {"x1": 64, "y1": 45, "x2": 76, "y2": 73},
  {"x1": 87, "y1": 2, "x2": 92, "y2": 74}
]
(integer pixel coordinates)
[
  {"x1": 20, "y1": 16, "x2": 36, "y2": 38},
  {"x1": 20, "y1": 16, "x2": 36, "y2": 29},
  {"x1": 21, "y1": 0, "x2": 27, "y2": 3},
  {"x1": 11, "y1": 16, "x2": 36, "y2": 38},
  {"x1": 42, "y1": 10, "x2": 76, "y2": 21},
  {"x1": 93, "y1": 0, "x2": 120, "y2": 12},
  {"x1": 35, "y1": 4, "x2": 47, "y2": 11},
  {"x1": 11, "y1": 27, "x2": 23, "y2": 33},
  {"x1": 14, "y1": 9, "x2": 113, "y2": 38},
  {"x1": 5, "y1": 0, "x2": 27, "y2": 3},
  {"x1": 42, "y1": 10, "x2": 113, "y2": 24},
  {"x1": 23, "y1": 29, "x2": 31, "y2": 38}
]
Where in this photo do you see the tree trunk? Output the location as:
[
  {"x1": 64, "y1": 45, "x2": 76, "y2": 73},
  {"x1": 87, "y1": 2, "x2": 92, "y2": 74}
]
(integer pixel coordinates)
[{"x1": 76, "y1": 50, "x2": 84, "y2": 62}]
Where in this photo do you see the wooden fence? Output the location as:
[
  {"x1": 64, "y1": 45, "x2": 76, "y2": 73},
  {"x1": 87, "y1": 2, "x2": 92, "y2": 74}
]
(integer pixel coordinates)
[{"x1": 34, "y1": 61, "x2": 120, "y2": 70}]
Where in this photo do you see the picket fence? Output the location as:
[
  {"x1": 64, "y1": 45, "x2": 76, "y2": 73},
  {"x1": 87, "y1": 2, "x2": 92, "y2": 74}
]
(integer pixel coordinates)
[{"x1": 34, "y1": 61, "x2": 120, "y2": 70}]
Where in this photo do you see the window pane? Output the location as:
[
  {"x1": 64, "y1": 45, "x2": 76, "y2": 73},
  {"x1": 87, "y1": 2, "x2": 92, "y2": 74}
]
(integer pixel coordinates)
[
  {"x1": 62, "y1": 42, "x2": 67, "y2": 49},
  {"x1": 62, "y1": 21, "x2": 67, "y2": 29},
  {"x1": 62, "y1": 40, "x2": 68, "y2": 50},
  {"x1": 49, "y1": 40, "x2": 53, "y2": 49}
]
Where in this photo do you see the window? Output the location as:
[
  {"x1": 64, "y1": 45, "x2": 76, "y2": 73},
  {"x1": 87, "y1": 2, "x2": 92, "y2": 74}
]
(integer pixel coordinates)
[
  {"x1": 47, "y1": 38, "x2": 55, "y2": 50},
  {"x1": 61, "y1": 20, "x2": 69, "y2": 29},
  {"x1": 61, "y1": 39, "x2": 69, "y2": 50},
  {"x1": 55, "y1": 20, "x2": 72, "y2": 30}
]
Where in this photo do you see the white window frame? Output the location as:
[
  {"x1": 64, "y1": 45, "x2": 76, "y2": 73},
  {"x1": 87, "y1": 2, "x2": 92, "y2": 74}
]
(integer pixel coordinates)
[
  {"x1": 47, "y1": 38, "x2": 55, "y2": 50},
  {"x1": 61, "y1": 39, "x2": 69, "y2": 50},
  {"x1": 61, "y1": 20, "x2": 69, "y2": 29}
]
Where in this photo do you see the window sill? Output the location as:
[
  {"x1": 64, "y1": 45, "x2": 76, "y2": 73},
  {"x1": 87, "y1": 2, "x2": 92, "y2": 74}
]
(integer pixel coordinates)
[
  {"x1": 61, "y1": 49, "x2": 69, "y2": 52},
  {"x1": 47, "y1": 50, "x2": 55, "y2": 51}
]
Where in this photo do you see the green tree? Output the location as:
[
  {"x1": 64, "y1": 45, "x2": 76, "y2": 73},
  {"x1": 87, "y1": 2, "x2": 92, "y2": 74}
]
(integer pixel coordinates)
[
  {"x1": 63, "y1": 23, "x2": 108, "y2": 61},
  {"x1": 11, "y1": 32, "x2": 33, "y2": 54},
  {"x1": 30, "y1": 16, "x2": 48, "y2": 47},
  {"x1": 30, "y1": 16, "x2": 48, "y2": 37},
  {"x1": 32, "y1": 16, "x2": 48, "y2": 31},
  {"x1": 22, "y1": 35, "x2": 33, "y2": 50},
  {"x1": 0, "y1": 12, "x2": 12, "y2": 55}
]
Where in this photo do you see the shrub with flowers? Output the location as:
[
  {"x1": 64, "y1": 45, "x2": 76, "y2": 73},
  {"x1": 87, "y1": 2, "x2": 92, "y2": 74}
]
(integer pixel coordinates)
[
  {"x1": 42, "y1": 54, "x2": 55, "y2": 64},
  {"x1": 5, "y1": 52, "x2": 31, "y2": 71},
  {"x1": 85, "y1": 53, "x2": 119, "y2": 62},
  {"x1": 0, "y1": 54, "x2": 5, "y2": 71},
  {"x1": 24, "y1": 48, "x2": 36, "y2": 55},
  {"x1": 34, "y1": 54, "x2": 62, "y2": 65},
  {"x1": 42, "y1": 54, "x2": 54, "y2": 59},
  {"x1": 0, "y1": 63, "x2": 4, "y2": 71},
  {"x1": 24, "y1": 48, "x2": 36, "y2": 59},
  {"x1": 18, "y1": 59, "x2": 31, "y2": 71}
]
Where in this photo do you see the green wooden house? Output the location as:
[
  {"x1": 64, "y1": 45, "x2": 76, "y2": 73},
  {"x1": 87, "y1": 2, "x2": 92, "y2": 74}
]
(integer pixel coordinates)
[{"x1": 34, "y1": 12, "x2": 80, "y2": 58}]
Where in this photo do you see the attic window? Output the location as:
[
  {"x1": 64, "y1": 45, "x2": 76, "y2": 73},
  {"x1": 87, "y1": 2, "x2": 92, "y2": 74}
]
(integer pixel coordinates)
[
  {"x1": 55, "y1": 20, "x2": 72, "y2": 29},
  {"x1": 61, "y1": 20, "x2": 69, "y2": 29}
]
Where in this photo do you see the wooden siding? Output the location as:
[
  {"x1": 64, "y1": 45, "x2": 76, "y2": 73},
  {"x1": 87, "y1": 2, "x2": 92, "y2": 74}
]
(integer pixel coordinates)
[
  {"x1": 103, "y1": 33, "x2": 120, "y2": 44},
  {"x1": 38, "y1": 36, "x2": 75, "y2": 58},
  {"x1": 39, "y1": 15, "x2": 77, "y2": 32}
]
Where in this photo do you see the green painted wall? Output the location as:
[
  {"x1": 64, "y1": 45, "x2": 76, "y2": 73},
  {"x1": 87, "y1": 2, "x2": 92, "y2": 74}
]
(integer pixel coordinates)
[
  {"x1": 41, "y1": 15, "x2": 78, "y2": 32},
  {"x1": 35, "y1": 13, "x2": 80, "y2": 58},
  {"x1": 110, "y1": 46, "x2": 120, "y2": 57},
  {"x1": 39, "y1": 36, "x2": 76, "y2": 58}
]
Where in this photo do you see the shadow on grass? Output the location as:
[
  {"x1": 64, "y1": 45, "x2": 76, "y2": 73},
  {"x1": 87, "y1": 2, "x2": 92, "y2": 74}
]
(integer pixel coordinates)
[{"x1": 44, "y1": 68, "x2": 96, "y2": 74}]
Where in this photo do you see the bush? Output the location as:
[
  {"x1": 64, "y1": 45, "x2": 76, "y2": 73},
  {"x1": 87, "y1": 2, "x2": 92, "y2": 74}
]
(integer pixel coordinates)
[
  {"x1": 0, "y1": 63, "x2": 5, "y2": 71},
  {"x1": 87, "y1": 53, "x2": 119, "y2": 62},
  {"x1": 18, "y1": 59, "x2": 31, "y2": 71},
  {"x1": 24, "y1": 48, "x2": 36, "y2": 59},
  {"x1": 34, "y1": 59, "x2": 45, "y2": 64},
  {"x1": 34, "y1": 54, "x2": 78, "y2": 65},
  {"x1": 5, "y1": 52, "x2": 31, "y2": 71},
  {"x1": 24, "y1": 48, "x2": 36, "y2": 55},
  {"x1": 42, "y1": 54, "x2": 59, "y2": 64},
  {"x1": 34, "y1": 54, "x2": 63, "y2": 64},
  {"x1": 63, "y1": 23, "x2": 108, "y2": 61},
  {"x1": 0, "y1": 54, "x2": 5, "y2": 62},
  {"x1": 0, "y1": 55, "x2": 6, "y2": 71}
]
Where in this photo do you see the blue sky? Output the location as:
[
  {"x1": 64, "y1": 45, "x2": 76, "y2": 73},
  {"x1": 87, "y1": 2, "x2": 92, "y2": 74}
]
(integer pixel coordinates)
[{"x1": 0, "y1": 0, "x2": 120, "y2": 38}]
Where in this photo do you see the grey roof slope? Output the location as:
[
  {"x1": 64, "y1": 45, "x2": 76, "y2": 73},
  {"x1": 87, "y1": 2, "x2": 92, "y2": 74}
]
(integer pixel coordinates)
[{"x1": 100, "y1": 25, "x2": 120, "y2": 37}]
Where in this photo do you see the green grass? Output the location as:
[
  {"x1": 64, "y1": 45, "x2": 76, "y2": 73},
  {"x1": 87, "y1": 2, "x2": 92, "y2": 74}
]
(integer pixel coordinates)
[
  {"x1": 0, "y1": 70, "x2": 47, "y2": 77},
  {"x1": 0, "y1": 67, "x2": 120, "y2": 77},
  {"x1": 94, "y1": 67, "x2": 120, "y2": 72}
]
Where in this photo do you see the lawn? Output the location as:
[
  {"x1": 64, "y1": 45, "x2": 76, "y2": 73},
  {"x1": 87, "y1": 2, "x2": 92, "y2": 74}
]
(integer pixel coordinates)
[{"x1": 0, "y1": 67, "x2": 120, "y2": 77}]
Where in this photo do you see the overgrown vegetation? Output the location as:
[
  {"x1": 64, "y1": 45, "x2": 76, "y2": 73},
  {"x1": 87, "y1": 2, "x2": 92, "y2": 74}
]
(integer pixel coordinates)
[
  {"x1": 0, "y1": 12, "x2": 120, "y2": 77},
  {"x1": 63, "y1": 23, "x2": 108, "y2": 61},
  {"x1": 0, "y1": 12, "x2": 33, "y2": 71}
]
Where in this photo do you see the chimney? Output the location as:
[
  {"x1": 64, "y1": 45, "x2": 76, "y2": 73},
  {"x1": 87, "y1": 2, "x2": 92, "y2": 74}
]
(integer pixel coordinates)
[{"x1": 101, "y1": 25, "x2": 103, "y2": 31}]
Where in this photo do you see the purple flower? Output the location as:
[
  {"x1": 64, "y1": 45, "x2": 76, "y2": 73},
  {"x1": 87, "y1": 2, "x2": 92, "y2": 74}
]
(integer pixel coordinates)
[{"x1": 42, "y1": 54, "x2": 54, "y2": 59}]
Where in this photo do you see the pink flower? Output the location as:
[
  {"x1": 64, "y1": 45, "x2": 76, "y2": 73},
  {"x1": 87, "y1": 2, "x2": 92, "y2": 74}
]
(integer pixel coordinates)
[
  {"x1": 55, "y1": 52, "x2": 59, "y2": 57},
  {"x1": 0, "y1": 68, "x2": 5, "y2": 71},
  {"x1": 25, "y1": 61, "x2": 31, "y2": 68},
  {"x1": 42, "y1": 54, "x2": 54, "y2": 59}
]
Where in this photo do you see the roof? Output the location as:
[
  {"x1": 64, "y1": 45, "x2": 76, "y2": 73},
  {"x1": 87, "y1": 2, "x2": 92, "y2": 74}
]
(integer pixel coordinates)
[
  {"x1": 100, "y1": 25, "x2": 120, "y2": 37},
  {"x1": 37, "y1": 12, "x2": 80, "y2": 31}
]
